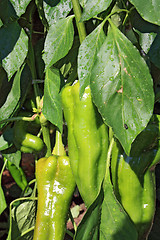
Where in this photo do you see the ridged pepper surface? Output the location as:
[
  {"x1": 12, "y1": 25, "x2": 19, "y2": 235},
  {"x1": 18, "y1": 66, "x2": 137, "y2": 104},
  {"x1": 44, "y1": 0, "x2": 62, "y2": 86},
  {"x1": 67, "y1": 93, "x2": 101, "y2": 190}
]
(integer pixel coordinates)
[
  {"x1": 33, "y1": 155, "x2": 75, "y2": 240},
  {"x1": 61, "y1": 81, "x2": 109, "y2": 207}
]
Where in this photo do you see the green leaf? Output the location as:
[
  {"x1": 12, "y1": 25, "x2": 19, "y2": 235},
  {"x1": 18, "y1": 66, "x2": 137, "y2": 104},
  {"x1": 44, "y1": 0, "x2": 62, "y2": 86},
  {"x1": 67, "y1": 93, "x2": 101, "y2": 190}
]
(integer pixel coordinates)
[
  {"x1": 0, "y1": 160, "x2": 7, "y2": 214},
  {"x1": 11, "y1": 200, "x2": 36, "y2": 240},
  {"x1": 55, "y1": 36, "x2": 80, "y2": 78},
  {"x1": 0, "y1": 126, "x2": 13, "y2": 151},
  {"x1": 148, "y1": 33, "x2": 160, "y2": 69},
  {"x1": 90, "y1": 21, "x2": 154, "y2": 155},
  {"x1": 0, "y1": 19, "x2": 3, "y2": 27},
  {"x1": 81, "y1": 0, "x2": 112, "y2": 21},
  {"x1": 0, "y1": 68, "x2": 15, "y2": 108},
  {"x1": 131, "y1": 10, "x2": 160, "y2": 34},
  {"x1": 0, "y1": 21, "x2": 28, "y2": 80},
  {"x1": 99, "y1": 174, "x2": 138, "y2": 240},
  {"x1": 0, "y1": 67, "x2": 23, "y2": 123},
  {"x1": 0, "y1": 185, "x2": 6, "y2": 214},
  {"x1": 78, "y1": 22, "x2": 106, "y2": 96},
  {"x1": 136, "y1": 31, "x2": 157, "y2": 54},
  {"x1": 0, "y1": 0, "x2": 17, "y2": 24},
  {"x1": 3, "y1": 151, "x2": 21, "y2": 169},
  {"x1": 74, "y1": 188, "x2": 103, "y2": 239},
  {"x1": 130, "y1": 0, "x2": 160, "y2": 26},
  {"x1": 75, "y1": 175, "x2": 138, "y2": 239},
  {"x1": 43, "y1": 15, "x2": 74, "y2": 70},
  {"x1": 43, "y1": 67, "x2": 63, "y2": 132},
  {"x1": 10, "y1": 0, "x2": 32, "y2": 17},
  {"x1": 43, "y1": 0, "x2": 72, "y2": 26},
  {"x1": 70, "y1": 205, "x2": 81, "y2": 219},
  {"x1": 0, "y1": 21, "x2": 21, "y2": 60}
]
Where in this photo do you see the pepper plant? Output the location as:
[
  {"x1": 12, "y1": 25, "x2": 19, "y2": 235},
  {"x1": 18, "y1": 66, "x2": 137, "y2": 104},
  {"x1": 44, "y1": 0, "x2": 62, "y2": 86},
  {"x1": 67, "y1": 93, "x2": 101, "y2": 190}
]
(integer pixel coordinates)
[{"x1": 0, "y1": 0, "x2": 160, "y2": 239}]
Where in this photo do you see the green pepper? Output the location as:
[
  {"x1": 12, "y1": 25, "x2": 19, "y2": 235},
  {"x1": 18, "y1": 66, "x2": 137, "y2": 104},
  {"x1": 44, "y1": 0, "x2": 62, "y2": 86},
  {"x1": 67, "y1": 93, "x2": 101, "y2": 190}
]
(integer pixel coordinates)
[
  {"x1": 61, "y1": 81, "x2": 109, "y2": 207},
  {"x1": 13, "y1": 120, "x2": 44, "y2": 153},
  {"x1": 5, "y1": 158, "x2": 29, "y2": 192},
  {"x1": 33, "y1": 131, "x2": 75, "y2": 240},
  {"x1": 111, "y1": 120, "x2": 159, "y2": 240}
]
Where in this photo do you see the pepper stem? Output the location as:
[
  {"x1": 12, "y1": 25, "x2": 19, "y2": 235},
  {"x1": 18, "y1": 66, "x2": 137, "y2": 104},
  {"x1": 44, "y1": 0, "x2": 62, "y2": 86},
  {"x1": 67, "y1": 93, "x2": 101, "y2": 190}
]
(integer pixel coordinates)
[
  {"x1": 52, "y1": 130, "x2": 66, "y2": 156},
  {"x1": 71, "y1": 0, "x2": 87, "y2": 44},
  {"x1": 39, "y1": 113, "x2": 52, "y2": 157}
]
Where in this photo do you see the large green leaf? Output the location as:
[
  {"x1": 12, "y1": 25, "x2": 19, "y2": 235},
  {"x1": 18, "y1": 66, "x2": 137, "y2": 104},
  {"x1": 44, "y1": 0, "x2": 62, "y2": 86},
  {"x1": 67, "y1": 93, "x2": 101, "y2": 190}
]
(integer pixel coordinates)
[
  {"x1": 43, "y1": 0, "x2": 72, "y2": 26},
  {"x1": 43, "y1": 15, "x2": 74, "y2": 70},
  {"x1": 10, "y1": 200, "x2": 36, "y2": 240},
  {"x1": 81, "y1": 0, "x2": 112, "y2": 21},
  {"x1": 130, "y1": 0, "x2": 160, "y2": 26},
  {"x1": 90, "y1": 21, "x2": 154, "y2": 155},
  {"x1": 75, "y1": 172, "x2": 138, "y2": 239},
  {"x1": 99, "y1": 174, "x2": 138, "y2": 239},
  {"x1": 0, "y1": 21, "x2": 28, "y2": 80},
  {"x1": 43, "y1": 67, "x2": 63, "y2": 132},
  {"x1": 10, "y1": 0, "x2": 32, "y2": 17},
  {"x1": 0, "y1": 64, "x2": 31, "y2": 130},
  {"x1": 0, "y1": 67, "x2": 23, "y2": 123},
  {"x1": 78, "y1": 22, "x2": 106, "y2": 96}
]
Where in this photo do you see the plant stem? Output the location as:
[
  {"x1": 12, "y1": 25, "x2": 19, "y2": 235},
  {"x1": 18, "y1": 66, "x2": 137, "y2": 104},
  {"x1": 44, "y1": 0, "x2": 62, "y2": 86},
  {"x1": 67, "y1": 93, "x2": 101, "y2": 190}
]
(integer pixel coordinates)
[
  {"x1": 0, "y1": 159, "x2": 7, "y2": 180},
  {"x1": 0, "y1": 116, "x2": 37, "y2": 124},
  {"x1": 26, "y1": 3, "x2": 41, "y2": 109},
  {"x1": 27, "y1": 40, "x2": 41, "y2": 109},
  {"x1": 104, "y1": 137, "x2": 114, "y2": 180},
  {"x1": 71, "y1": 0, "x2": 87, "y2": 43}
]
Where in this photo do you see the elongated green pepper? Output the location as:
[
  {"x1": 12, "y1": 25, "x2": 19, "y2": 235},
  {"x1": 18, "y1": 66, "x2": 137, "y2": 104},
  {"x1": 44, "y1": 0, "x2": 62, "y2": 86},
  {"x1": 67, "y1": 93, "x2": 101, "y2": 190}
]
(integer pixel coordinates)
[
  {"x1": 61, "y1": 81, "x2": 109, "y2": 207},
  {"x1": 111, "y1": 120, "x2": 159, "y2": 240},
  {"x1": 33, "y1": 131, "x2": 75, "y2": 240}
]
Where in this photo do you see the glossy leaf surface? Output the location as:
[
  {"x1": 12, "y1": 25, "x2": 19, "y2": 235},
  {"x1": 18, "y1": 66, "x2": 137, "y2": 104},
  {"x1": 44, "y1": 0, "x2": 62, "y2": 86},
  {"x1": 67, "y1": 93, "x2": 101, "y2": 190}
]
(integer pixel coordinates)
[
  {"x1": 130, "y1": 0, "x2": 160, "y2": 26},
  {"x1": 81, "y1": 0, "x2": 112, "y2": 21},
  {"x1": 90, "y1": 21, "x2": 154, "y2": 154},
  {"x1": 43, "y1": 15, "x2": 74, "y2": 70},
  {"x1": 78, "y1": 22, "x2": 106, "y2": 96},
  {"x1": 43, "y1": 67, "x2": 63, "y2": 132}
]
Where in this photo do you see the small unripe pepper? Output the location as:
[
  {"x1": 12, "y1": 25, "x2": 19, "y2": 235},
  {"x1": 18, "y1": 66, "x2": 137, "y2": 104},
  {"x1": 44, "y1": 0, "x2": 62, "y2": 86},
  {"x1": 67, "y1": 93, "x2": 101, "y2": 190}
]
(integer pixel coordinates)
[
  {"x1": 33, "y1": 131, "x2": 75, "y2": 240},
  {"x1": 13, "y1": 120, "x2": 44, "y2": 153},
  {"x1": 61, "y1": 81, "x2": 109, "y2": 207}
]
